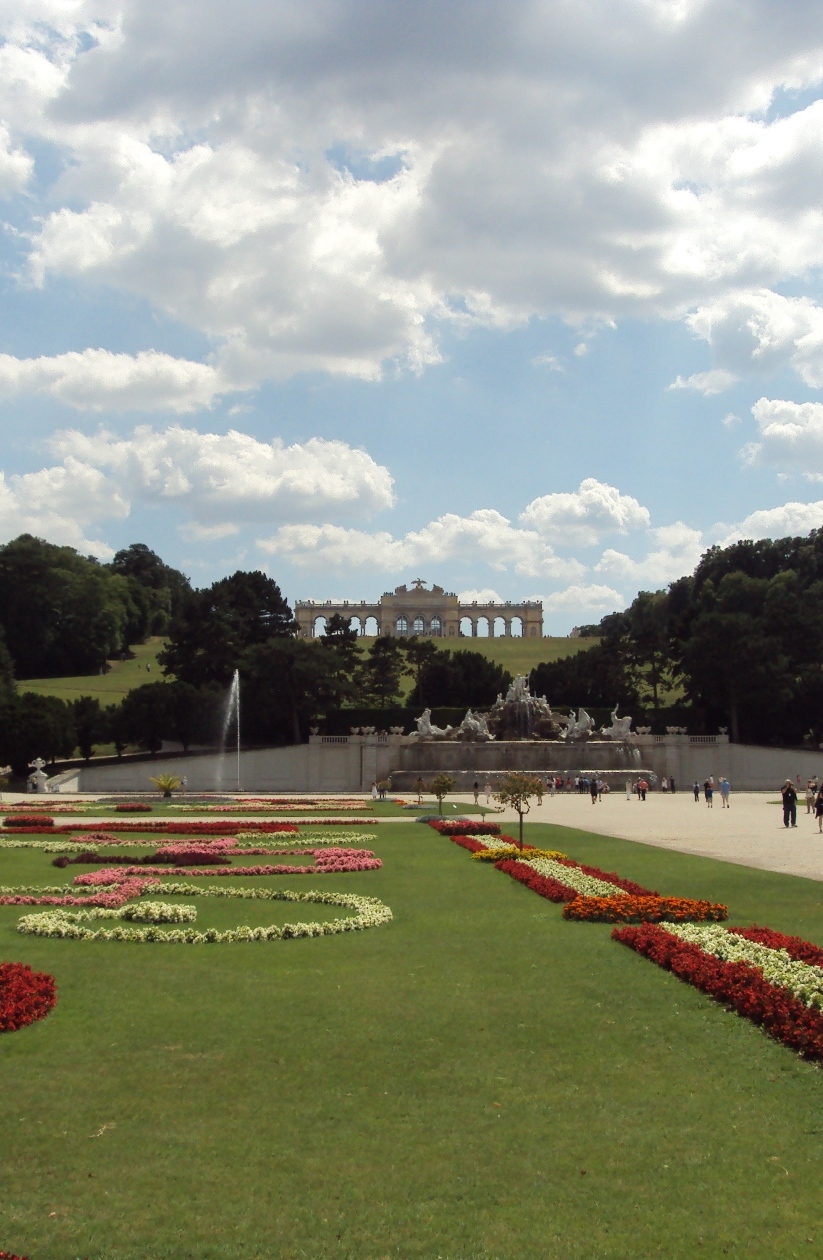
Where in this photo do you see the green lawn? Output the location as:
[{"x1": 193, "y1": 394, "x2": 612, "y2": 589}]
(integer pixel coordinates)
[
  {"x1": 2, "y1": 822, "x2": 823, "y2": 1258},
  {"x1": 19, "y1": 638, "x2": 167, "y2": 707}
]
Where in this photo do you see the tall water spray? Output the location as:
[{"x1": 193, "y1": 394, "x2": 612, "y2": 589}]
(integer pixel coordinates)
[{"x1": 218, "y1": 669, "x2": 241, "y2": 792}]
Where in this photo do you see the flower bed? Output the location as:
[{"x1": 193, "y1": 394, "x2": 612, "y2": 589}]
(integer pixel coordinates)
[
  {"x1": 613, "y1": 922, "x2": 823, "y2": 1059},
  {"x1": 564, "y1": 894, "x2": 727, "y2": 923},
  {"x1": 428, "y1": 820, "x2": 501, "y2": 836},
  {"x1": 3, "y1": 815, "x2": 54, "y2": 827},
  {"x1": 0, "y1": 961, "x2": 57, "y2": 1032},
  {"x1": 2, "y1": 820, "x2": 301, "y2": 835},
  {"x1": 71, "y1": 849, "x2": 382, "y2": 882},
  {"x1": 116, "y1": 803, "x2": 153, "y2": 812},
  {"x1": 17, "y1": 887, "x2": 393, "y2": 944}
]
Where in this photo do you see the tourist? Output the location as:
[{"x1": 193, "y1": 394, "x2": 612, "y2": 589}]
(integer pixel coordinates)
[
  {"x1": 720, "y1": 777, "x2": 731, "y2": 808},
  {"x1": 660, "y1": 777, "x2": 668, "y2": 793},
  {"x1": 550, "y1": 777, "x2": 556, "y2": 798},
  {"x1": 590, "y1": 778, "x2": 598, "y2": 804},
  {"x1": 693, "y1": 780, "x2": 700, "y2": 802},
  {"x1": 815, "y1": 785, "x2": 823, "y2": 833},
  {"x1": 371, "y1": 780, "x2": 379, "y2": 801},
  {"x1": 574, "y1": 774, "x2": 581, "y2": 793},
  {"x1": 625, "y1": 778, "x2": 632, "y2": 801},
  {"x1": 669, "y1": 776, "x2": 676, "y2": 793},
  {"x1": 807, "y1": 780, "x2": 817, "y2": 814},
  {"x1": 181, "y1": 776, "x2": 188, "y2": 793},
  {"x1": 473, "y1": 781, "x2": 479, "y2": 804},
  {"x1": 639, "y1": 778, "x2": 648, "y2": 801},
  {"x1": 415, "y1": 777, "x2": 425, "y2": 805},
  {"x1": 704, "y1": 778, "x2": 713, "y2": 808},
  {"x1": 782, "y1": 779, "x2": 798, "y2": 828},
  {"x1": 536, "y1": 781, "x2": 544, "y2": 805},
  {"x1": 601, "y1": 781, "x2": 610, "y2": 795},
  {"x1": 565, "y1": 777, "x2": 572, "y2": 791},
  {"x1": 484, "y1": 781, "x2": 493, "y2": 804}
]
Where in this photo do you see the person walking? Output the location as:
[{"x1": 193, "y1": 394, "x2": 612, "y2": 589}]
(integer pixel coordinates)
[
  {"x1": 371, "y1": 780, "x2": 379, "y2": 801},
  {"x1": 693, "y1": 781, "x2": 700, "y2": 802},
  {"x1": 815, "y1": 785, "x2": 823, "y2": 833},
  {"x1": 473, "y1": 781, "x2": 479, "y2": 805},
  {"x1": 550, "y1": 777, "x2": 556, "y2": 798},
  {"x1": 415, "y1": 777, "x2": 425, "y2": 805},
  {"x1": 639, "y1": 778, "x2": 648, "y2": 802},
  {"x1": 704, "y1": 778, "x2": 713, "y2": 808},
  {"x1": 484, "y1": 781, "x2": 492, "y2": 805},
  {"x1": 669, "y1": 777, "x2": 676, "y2": 793},
  {"x1": 590, "y1": 778, "x2": 598, "y2": 805},
  {"x1": 782, "y1": 779, "x2": 798, "y2": 828},
  {"x1": 536, "y1": 781, "x2": 544, "y2": 805},
  {"x1": 625, "y1": 778, "x2": 632, "y2": 801},
  {"x1": 807, "y1": 780, "x2": 816, "y2": 814},
  {"x1": 720, "y1": 777, "x2": 731, "y2": 808}
]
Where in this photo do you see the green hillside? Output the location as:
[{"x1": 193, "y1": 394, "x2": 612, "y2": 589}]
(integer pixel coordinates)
[
  {"x1": 17, "y1": 634, "x2": 593, "y2": 706},
  {"x1": 19, "y1": 637, "x2": 168, "y2": 706}
]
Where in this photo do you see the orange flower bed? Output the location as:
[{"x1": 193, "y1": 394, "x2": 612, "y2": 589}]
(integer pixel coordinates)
[{"x1": 562, "y1": 894, "x2": 728, "y2": 923}]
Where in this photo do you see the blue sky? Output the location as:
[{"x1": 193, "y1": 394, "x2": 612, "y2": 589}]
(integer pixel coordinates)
[{"x1": 3, "y1": 0, "x2": 823, "y2": 631}]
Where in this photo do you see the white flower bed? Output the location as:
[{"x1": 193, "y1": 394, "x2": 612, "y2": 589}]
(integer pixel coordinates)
[
  {"x1": 524, "y1": 858, "x2": 627, "y2": 898},
  {"x1": 665, "y1": 923, "x2": 823, "y2": 1011},
  {"x1": 16, "y1": 887, "x2": 393, "y2": 944}
]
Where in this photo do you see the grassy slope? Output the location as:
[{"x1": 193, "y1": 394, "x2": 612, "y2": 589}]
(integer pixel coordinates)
[
  {"x1": 16, "y1": 635, "x2": 592, "y2": 707},
  {"x1": 2, "y1": 823, "x2": 823, "y2": 1258},
  {"x1": 19, "y1": 637, "x2": 167, "y2": 707}
]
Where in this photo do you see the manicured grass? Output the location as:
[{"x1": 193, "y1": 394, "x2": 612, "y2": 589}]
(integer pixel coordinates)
[
  {"x1": 19, "y1": 638, "x2": 167, "y2": 706},
  {"x1": 2, "y1": 821, "x2": 823, "y2": 1258}
]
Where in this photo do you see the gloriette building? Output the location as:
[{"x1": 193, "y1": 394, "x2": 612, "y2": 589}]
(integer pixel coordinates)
[{"x1": 295, "y1": 579, "x2": 543, "y2": 638}]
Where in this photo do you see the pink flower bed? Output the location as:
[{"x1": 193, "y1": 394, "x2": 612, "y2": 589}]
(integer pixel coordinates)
[{"x1": 73, "y1": 849, "x2": 381, "y2": 884}]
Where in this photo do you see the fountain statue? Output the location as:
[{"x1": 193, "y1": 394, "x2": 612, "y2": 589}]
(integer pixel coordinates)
[
  {"x1": 27, "y1": 757, "x2": 50, "y2": 794},
  {"x1": 456, "y1": 709, "x2": 494, "y2": 742},
  {"x1": 600, "y1": 705, "x2": 634, "y2": 741},
  {"x1": 415, "y1": 709, "x2": 454, "y2": 740}
]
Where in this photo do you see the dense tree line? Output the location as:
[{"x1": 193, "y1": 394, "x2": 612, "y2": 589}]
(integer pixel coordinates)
[{"x1": 531, "y1": 530, "x2": 823, "y2": 746}]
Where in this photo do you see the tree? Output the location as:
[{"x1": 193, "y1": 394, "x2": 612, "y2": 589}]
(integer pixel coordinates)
[
  {"x1": 356, "y1": 637, "x2": 408, "y2": 707},
  {"x1": 407, "y1": 648, "x2": 511, "y2": 708},
  {"x1": 160, "y1": 571, "x2": 295, "y2": 686},
  {"x1": 71, "y1": 696, "x2": 106, "y2": 762},
  {"x1": 430, "y1": 773, "x2": 455, "y2": 816},
  {"x1": 401, "y1": 637, "x2": 438, "y2": 704},
  {"x1": 0, "y1": 692, "x2": 76, "y2": 774},
  {"x1": 241, "y1": 639, "x2": 352, "y2": 744},
  {"x1": 494, "y1": 773, "x2": 543, "y2": 849},
  {"x1": 118, "y1": 682, "x2": 174, "y2": 755},
  {"x1": 530, "y1": 641, "x2": 637, "y2": 710}
]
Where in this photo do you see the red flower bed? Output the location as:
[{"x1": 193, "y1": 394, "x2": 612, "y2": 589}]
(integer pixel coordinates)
[
  {"x1": 0, "y1": 1250, "x2": 29, "y2": 1259},
  {"x1": 553, "y1": 858, "x2": 656, "y2": 896},
  {"x1": 494, "y1": 857, "x2": 579, "y2": 902},
  {"x1": 115, "y1": 803, "x2": 153, "y2": 812},
  {"x1": 564, "y1": 894, "x2": 727, "y2": 923},
  {"x1": 730, "y1": 925, "x2": 823, "y2": 968},
  {"x1": 429, "y1": 820, "x2": 501, "y2": 835},
  {"x1": 0, "y1": 961, "x2": 57, "y2": 1032},
  {"x1": 449, "y1": 835, "x2": 488, "y2": 854},
  {"x1": 613, "y1": 922, "x2": 823, "y2": 1060},
  {"x1": 3, "y1": 815, "x2": 54, "y2": 827},
  {"x1": 4, "y1": 820, "x2": 300, "y2": 835}
]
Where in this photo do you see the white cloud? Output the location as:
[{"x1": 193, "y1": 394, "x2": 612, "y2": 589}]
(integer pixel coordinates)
[
  {"x1": 668, "y1": 368, "x2": 737, "y2": 395},
  {"x1": 0, "y1": 349, "x2": 224, "y2": 412},
  {"x1": 596, "y1": 522, "x2": 704, "y2": 586},
  {"x1": 744, "y1": 397, "x2": 823, "y2": 469},
  {"x1": 687, "y1": 290, "x2": 823, "y2": 388},
  {"x1": 0, "y1": 122, "x2": 32, "y2": 194},
  {"x1": 3, "y1": 2, "x2": 823, "y2": 381},
  {"x1": 718, "y1": 500, "x2": 823, "y2": 546},
  {"x1": 457, "y1": 588, "x2": 503, "y2": 604},
  {"x1": 542, "y1": 584, "x2": 625, "y2": 614},
  {"x1": 722, "y1": 411, "x2": 741, "y2": 428},
  {"x1": 520, "y1": 478, "x2": 650, "y2": 547},
  {"x1": 258, "y1": 511, "x2": 585, "y2": 579},
  {"x1": 0, "y1": 425, "x2": 394, "y2": 550}
]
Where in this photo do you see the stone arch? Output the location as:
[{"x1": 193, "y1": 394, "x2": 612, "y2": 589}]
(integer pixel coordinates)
[
  {"x1": 476, "y1": 616, "x2": 490, "y2": 638},
  {"x1": 349, "y1": 616, "x2": 362, "y2": 635},
  {"x1": 412, "y1": 614, "x2": 426, "y2": 634},
  {"x1": 493, "y1": 616, "x2": 506, "y2": 637},
  {"x1": 311, "y1": 615, "x2": 328, "y2": 638},
  {"x1": 363, "y1": 616, "x2": 379, "y2": 635},
  {"x1": 396, "y1": 615, "x2": 409, "y2": 635},
  {"x1": 430, "y1": 615, "x2": 442, "y2": 636},
  {"x1": 459, "y1": 616, "x2": 474, "y2": 636},
  {"x1": 510, "y1": 616, "x2": 523, "y2": 637}
]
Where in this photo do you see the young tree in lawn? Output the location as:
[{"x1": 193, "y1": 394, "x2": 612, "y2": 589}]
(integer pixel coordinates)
[
  {"x1": 430, "y1": 773, "x2": 456, "y2": 816},
  {"x1": 494, "y1": 772, "x2": 543, "y2": 849}
]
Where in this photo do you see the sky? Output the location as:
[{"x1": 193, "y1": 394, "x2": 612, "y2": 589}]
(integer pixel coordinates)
[{"x1": 4, "y1": 2, "x2": 823, "y2": 631}]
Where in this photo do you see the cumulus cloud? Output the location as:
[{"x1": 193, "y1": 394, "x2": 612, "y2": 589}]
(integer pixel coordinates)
[
  {"x1": 458, "y1": 588, "x2": 503, "y2": 604},
  {"x1": 520, "y1": 479, "x2": 650, "y2": 547},
  {"x1": 596, "y1": 522, "x2": 704, "y2": 586},
  {"x1": 0, "y1": 349, "x2": 224, "y2": 412},
  {"x1": 718, "y1": 500, "x2": 823, "y2": 547},
  {"x1": 687, "y1": 291, "x2": 823, "y2": 388},
  {"x1": 2, "y1": 2, "x2": 823, "y2": 381},
  {"x1": 542, "y1": 584, "x2": 625, "y2": 614},
  {"x1": 258, "y1": 512, "x2": 586, "y2": 580},
  {"x1": 0, "y1": 425, "x2": 394, "y2": 549},
  {"x1": 743, "y1": 397, "x2": 823, "y2": 469}
]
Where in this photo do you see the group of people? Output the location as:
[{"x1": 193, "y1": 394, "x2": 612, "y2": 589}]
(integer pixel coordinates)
[
  {"x1": 783, "y1": 778, "x2": 823, "y2": 830},
  {"x1": 692, "y1": 776, "x2": 731, "y2": 808}
]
